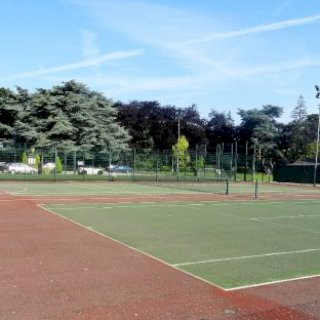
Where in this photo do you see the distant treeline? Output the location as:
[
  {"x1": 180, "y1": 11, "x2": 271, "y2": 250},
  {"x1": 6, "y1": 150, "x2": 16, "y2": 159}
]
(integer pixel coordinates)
[{"x1": 0, "y1": 81, "x2": 318, "y2": 164}]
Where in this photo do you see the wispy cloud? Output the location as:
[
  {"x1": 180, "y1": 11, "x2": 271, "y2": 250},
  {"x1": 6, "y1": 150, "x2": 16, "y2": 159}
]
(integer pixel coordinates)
[
  {"x1": 187, "y1": 14, "x2": 320, "y2": 44},
  {"x1": 53, "y1": 0, "x2": 320, "y2": 118},
  {"x1": 1, "y1": 50, "x2": 143, "y2": 80},
  {"x1": 272, "y1": 0, "x2": 292, "y2": 16},
  {"x1": 81, "y1": 30, "x2": 101, "y2": 58}
]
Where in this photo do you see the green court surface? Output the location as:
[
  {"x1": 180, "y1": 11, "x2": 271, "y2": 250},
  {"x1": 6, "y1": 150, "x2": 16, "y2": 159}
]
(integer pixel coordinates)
[
  {"x1": 0, "y1": 181, "x2": 207, "y2": 195},
  {"x1": 45, "y1": 200, "x2": 320, "y2": 289},
  {"x1": 0, "y1": 181, "x2": 319, "y2": 196}
]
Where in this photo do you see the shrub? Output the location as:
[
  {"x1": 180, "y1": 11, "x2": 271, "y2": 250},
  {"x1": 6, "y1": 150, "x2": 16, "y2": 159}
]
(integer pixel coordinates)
[
  {"x1": 55, "y1": 156, "x2": 63, "y2": 174},
  {"x1": 21, "y1": 152, "x2": 28, "y2": 164}
]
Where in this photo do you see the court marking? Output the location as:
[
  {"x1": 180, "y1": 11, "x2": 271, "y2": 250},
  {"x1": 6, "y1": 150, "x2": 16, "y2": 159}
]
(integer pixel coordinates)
[
  {"x1": 250, "y1": 213, "x2": 320, "y2": 221},
  {"x1": 172, "y1": 247, "x2": 320, "y2": 267},
  {"x1": 225, "y1": 274, "x2": 320, "y2": 291},
  {"x1": 51, "y1": 203, "x2": 207, "y2": 210},
  {"x1": 253, "y1": 217, "x2": 320, "y2": 235}
]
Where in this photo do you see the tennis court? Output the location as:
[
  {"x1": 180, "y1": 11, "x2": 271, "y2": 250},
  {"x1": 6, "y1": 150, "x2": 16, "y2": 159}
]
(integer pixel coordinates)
[
  {"x1": 1, "y1": 180, "x2": 320, "y2": 319},
  {"x1": 44, "y1": 199, "x2": 320, "y2": 289},
  {"x1": 1, "y1": 180, "x2": 320, "y2": 197}
]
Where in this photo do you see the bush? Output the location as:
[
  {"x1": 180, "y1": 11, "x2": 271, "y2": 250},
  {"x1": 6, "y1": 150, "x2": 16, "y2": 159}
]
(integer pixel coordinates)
[
  {"x1": 21, "y1": 152, "x2": 28, "y2": 164},
  {"x1": 55, "y1": 156, "x2": 63, "y2": 174}
]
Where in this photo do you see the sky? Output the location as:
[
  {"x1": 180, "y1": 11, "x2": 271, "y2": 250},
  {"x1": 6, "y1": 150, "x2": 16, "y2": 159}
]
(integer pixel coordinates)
[{"x1": 1, "y1": 0, "x2": 320, "y2": 123}]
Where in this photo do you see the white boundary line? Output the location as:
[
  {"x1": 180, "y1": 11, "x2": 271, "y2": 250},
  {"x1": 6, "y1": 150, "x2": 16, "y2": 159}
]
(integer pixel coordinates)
[
  {"x1": 50, "y1": 203, "x2": 207, "y2": 210},
  {"x1": 225, "y1": 274, "x2": 320, "y2": 291},
  {"x1": 251, "y1": 213, "x2": 320, "y2": 220},
  {"x1": 37, "y1": 204, "x2": 227, "y2": 292},
  {"x1": 173, "y1": 248, "x2": 320, "y2": 267},
  {"x1": 0, "y1": 188, "x2": 15, "y2": 196}
]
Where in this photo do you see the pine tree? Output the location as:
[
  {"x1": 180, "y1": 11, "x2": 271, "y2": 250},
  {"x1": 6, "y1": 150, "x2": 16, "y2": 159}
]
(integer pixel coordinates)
[{"x1": 291, "y1": 95, "x2": 307, "y2": 122}]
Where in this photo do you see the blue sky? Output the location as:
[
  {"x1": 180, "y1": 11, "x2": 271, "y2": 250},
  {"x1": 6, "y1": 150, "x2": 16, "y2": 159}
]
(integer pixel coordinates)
[{"x1": 1, "y1": 0, "x2": 320, "y2": 123}]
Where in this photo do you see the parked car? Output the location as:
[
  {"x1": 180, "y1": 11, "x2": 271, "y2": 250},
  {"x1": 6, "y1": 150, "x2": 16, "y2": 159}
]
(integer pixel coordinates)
[
  {"x1": 0, "y1": 162, "x2": 7, "y2": 173},
  {"x1": 109, "y1": 165, "x2": 132, "y2": 173},
  {"x1": 106, "y1": 164, "x2": 116, "y2": 172},
  {"x1": 6, "y1": 163, "x2": 37, "y2": 174},
  {"x1": 43, "y1": 162, "x2": 56, "y2": 170},
  {"x1": 77, "y1": 166, "x2": 104, "y2": 175},
  {"x1": 42, "y1": 162, "x2": 56, "y2": 174}
]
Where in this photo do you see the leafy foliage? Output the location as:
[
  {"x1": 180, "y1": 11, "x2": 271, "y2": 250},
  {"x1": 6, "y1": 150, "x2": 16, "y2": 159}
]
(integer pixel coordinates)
[
  {"x1": 21, "y1": 151, "x2": 28, "y2": 164},
  {"x1": 55, "y1": 155, "x2": 63, "y2": 174},
  {"x1": 172, "y1": 135, "x2": 190, "y2": 170},
  {"x1": 1, "y1": 81, "x2": 130, "y2": 154},
  {"x1": 0, "y1": 80, "x2": 319, "y2": 167},
  {"x1": 238, "y1": 105, "x2": 283, "y2": 158}
]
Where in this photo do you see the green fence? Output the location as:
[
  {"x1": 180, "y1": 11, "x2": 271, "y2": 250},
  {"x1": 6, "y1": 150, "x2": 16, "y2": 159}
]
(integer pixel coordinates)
[
  {"x1": 0, "y1": 147, "x2": 271, "y2": 183},
  {"x1": 273, "y1": 164, "x2": 320, "y2": 184}
]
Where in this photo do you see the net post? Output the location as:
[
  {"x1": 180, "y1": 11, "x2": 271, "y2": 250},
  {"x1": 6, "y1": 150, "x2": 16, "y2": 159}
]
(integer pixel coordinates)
[
  {"x1": 226, "y1": 178, "x2": 229, "y2": 195},
  {"x1": 255, "y1": 179, "x2": 258, "y2": 199}
]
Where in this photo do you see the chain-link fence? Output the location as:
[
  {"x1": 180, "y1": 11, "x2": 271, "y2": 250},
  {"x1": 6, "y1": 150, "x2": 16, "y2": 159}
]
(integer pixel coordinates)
[{"x1": 0, "y1": 146, "x2": 272, "y2": 182}]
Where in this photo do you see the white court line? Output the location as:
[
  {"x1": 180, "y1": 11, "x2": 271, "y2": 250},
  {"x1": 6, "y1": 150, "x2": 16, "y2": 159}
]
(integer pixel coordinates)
[
  {"x1": 225, "y1": 274, "x2": 320, "y2": 291},
  {"x1": 251, "y1": 213, "x2": 320, "y2": 221},
  {"x1": 0, "y1": 188, "x2": 13, "y2": 195},
  {"x1": 49, "y1": 203, "x2": 206, "y2": 210},
  {"x1": 173, "y1": 247, "x2": 320, "y2": 267},
  {"x1": 57, "y1": 206, "x2": 100, "y2": 210},
  {"x1": 253, "y1": 217, "x2": 320, "y2": 235}
]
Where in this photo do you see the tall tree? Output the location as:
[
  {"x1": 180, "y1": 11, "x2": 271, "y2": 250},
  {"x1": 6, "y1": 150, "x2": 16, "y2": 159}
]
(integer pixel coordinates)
[
  {"x1": 13, "y1": 81, "x2": 130, "y2": 153},
  {"x1": 51, "y1": 81, "x2": 130, "y2": 153},
  {"x1": 116, "y1": 101, "x2": 207, "y2": 150},
  {"x1": 238, "y1": 105, "x2": 283, "y2": 158},
  {"x1": 291, "y1": 95, "x2": 307, "y2": 122},
  {"x1": 179, "y1": 104, "x2": 207, "y2": 148},
  {"x1": 0, "y1": 87, "x2": 20, "y2": 145},
  {"x1": 206, "y1": 110, "x2": 235, "y2": 149}
]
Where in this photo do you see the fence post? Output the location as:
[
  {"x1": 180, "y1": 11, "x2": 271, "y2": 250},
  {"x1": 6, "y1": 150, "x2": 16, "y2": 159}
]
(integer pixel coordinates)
[
  {"x1": 195, "y1": 144, "x2": 199, "y2": 181},
  {"x1": 64, "y1": 152, "x2": 67, "y2": 175},
  {"x1": 252, "y1": 144, "x2": 256, "y2": 182},
  {"x1": 73, "y1": 150, "x2": 76, "y2": 175},
  {"x1": 156, "y1": 150, "x2": 159, "y2": 182},
  {"x1": 108, "y1": 149, "x2": 112, "y2": 181},
  {"x1": 245, "y1": 140, "x2": 248, "y2": 182},
  {"x1": 234, "y1": 140, "x2": 238, "y2": 182},
  {"x1": 255, "y1": 179, "x2": 258, "y2": 199},
  {"x1": 130, "y1": 150, "x2": 134, "y2": 182},
  {"x1": 54, "y1": 146, "x2": 57, "y2": 182},
  {"x1": 133, "y1": 148, "x2": 136, "y2": 172},
  {"x1": 230, "y1": 143, "x2": 233, "y2": 181},
  {"x1": 82, "y1": 154, "x2": 85, "y2": 181}
]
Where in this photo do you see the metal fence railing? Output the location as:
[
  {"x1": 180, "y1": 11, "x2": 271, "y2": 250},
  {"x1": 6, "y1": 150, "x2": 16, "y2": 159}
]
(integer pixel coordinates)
[{"x1": 0, "y1": 147, "x2": 272, "y2": 183}]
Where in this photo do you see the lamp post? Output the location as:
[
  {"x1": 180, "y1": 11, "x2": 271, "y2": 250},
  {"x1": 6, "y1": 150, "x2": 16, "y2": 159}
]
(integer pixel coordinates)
[
  {"x1": 176, "y1": 110, "x2": 181, "y2": 175},
  {"x1": 313, "y1": 85, "x2": 320, "y2": 187}
]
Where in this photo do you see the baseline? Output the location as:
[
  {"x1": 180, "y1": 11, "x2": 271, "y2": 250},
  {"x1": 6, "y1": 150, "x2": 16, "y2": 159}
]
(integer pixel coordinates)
[{"x1": 173, "y1": 247, "x2": 320, "y2": 267}]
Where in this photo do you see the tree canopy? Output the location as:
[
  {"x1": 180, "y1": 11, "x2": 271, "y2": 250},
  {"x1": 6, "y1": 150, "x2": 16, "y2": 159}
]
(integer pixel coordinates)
[
  {"x1": 0, "y1": 82, "x2": 318, "y2": 165},
  {"x1": 1, "y1": 81, "x2": 130, "y2": 154}
]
